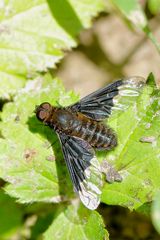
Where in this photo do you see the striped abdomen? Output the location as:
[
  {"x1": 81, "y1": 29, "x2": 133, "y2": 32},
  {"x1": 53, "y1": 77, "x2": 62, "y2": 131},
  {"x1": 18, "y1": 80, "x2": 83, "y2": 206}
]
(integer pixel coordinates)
[{"x1": 71, "y1": 114, "x2": 117, "y2": 150}]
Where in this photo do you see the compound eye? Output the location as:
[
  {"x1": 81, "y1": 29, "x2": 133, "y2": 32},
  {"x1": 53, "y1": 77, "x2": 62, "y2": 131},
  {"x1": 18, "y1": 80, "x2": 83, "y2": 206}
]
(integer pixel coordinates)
[
  {"x1": 38, "y1": 110, "x2": 49, "y2": 121},
  {"x1": 35, "y1": 102, "x2": 51, "y2": 121},
  {"x1": 41, "y1": 102, "x2": 51, "y2": 110}
]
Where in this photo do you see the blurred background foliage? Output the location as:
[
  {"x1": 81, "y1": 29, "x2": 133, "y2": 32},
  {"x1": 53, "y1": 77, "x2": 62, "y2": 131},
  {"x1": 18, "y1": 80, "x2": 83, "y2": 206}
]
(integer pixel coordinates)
[{"x1": 0, "y1": 0, "x2": 160, "y2": 239}]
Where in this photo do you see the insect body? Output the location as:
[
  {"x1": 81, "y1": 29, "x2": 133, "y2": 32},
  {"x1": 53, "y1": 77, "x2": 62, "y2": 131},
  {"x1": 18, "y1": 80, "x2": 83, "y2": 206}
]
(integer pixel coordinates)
[
  {"x1": 35, "y1": 77, "x2": 144, "y2": 210},
  {"x1": 37, "y1": 107, "x2": 117, "y2": 150}
]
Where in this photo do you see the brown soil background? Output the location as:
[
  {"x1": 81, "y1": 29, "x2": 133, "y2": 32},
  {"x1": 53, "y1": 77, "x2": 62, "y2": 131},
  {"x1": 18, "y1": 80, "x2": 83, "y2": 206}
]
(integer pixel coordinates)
[{"x1": 57, "y1": 13, "x2": 160, "y2": 240}]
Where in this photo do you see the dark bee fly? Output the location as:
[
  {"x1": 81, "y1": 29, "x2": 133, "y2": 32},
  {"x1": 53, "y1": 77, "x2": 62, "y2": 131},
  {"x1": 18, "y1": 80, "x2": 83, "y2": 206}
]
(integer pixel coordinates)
[{"x1": 35, "y1": 77, "x2": 144, "y2": 210}]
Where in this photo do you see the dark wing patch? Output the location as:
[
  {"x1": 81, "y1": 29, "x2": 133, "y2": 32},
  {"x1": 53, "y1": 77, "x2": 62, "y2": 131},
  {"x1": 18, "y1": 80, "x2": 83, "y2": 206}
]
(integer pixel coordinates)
[
  {"x1": 58, "y1": 133, "x2": 102, "y2": 210},
  {"x1": 69, "y1": 77, "x2": 145, "y2": 120}
]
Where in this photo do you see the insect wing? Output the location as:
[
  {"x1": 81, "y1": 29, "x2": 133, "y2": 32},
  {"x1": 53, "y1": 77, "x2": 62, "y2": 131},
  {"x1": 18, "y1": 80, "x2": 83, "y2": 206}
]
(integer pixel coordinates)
[
  {"x1": 58, "y1": 133, "x2": 102, "y2": 210},
  {"x1": 69, "y1": 77, "x2": 145, "y2": 120}
]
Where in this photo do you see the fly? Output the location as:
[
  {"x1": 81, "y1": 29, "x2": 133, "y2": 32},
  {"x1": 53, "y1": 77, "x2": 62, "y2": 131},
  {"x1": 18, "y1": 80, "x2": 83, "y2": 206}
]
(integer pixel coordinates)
[{"x1": 35, "y1": 76, "x2": 144, "y2": 210}]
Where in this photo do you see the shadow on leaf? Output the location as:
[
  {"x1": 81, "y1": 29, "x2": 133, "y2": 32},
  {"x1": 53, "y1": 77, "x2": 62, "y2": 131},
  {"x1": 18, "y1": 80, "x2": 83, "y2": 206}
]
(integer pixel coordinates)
[{"x1": 27, "y1": 115, "x2": 74, "y2": 204}]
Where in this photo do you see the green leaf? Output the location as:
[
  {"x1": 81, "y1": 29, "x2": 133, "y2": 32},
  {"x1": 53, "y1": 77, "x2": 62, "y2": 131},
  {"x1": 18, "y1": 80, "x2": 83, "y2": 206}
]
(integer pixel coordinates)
[
  {"x1": 1, "y1": 73, "x2": 160, "y2": 213},
  {"x1": 111, "y1": 0, "x2": 147, "y2": 28},
  {"x1": 151, "y1": 191, "x2": 160, "y2": 234},
  {"x1": 0, "y1": 74, "x2": 79, "y2": 203},
  {"x1": 0, "y1": 189, "x2": 23, "y2": 239},
  {"x1": 43, "y1": 204, "x2": 108, "y2": 240},
  {"x1": 101, "y1": 74, "x2": 160, "y2": 210},
  {"x1": 146, "y1": 72, "x2": 156, "y2": 86},
  {"x1": 148, "y1": 0, "x2": 160, "y2": 15},
  {"x1": 111, "y1": 0, "x2": 160, "y2": 53},
  {"x1": 0, "y1": 0, "x2": 104, "y2": 98}
]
